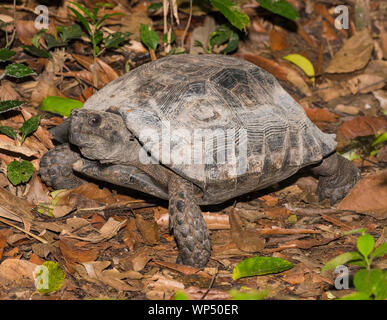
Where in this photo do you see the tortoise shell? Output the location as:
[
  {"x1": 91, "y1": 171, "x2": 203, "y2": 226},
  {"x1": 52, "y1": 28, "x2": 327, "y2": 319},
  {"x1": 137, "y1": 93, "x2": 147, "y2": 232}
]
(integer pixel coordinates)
[{"x1": 82, "y1": 54, "x2": 336, "y2": 202}]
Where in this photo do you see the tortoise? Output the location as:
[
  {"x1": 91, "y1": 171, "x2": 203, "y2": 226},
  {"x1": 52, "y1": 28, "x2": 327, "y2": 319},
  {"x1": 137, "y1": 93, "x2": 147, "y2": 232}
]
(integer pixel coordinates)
[{"x1": 39, "y1": 54, "x2": 361, "y2": 268}]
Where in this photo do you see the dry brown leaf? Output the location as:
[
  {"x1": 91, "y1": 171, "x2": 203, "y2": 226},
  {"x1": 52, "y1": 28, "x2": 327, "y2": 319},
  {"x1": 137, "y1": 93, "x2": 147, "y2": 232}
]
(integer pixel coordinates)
[
  {"x1": 151, "y1": 260, "x2": 212, "y2": 281},
  {"x1": 63, "y1": 217, "x2": 126, "y2": 243},
  {"x1": 0, "y1": 80, "x2": 22, "y2": 101},
  {"x1": 124, "y1": 246, "x2": 155, "y2": 272},
  {"x1": 381, "y1": 25, "x2": 387, "y2": 60},
  {"x1": 346, "y1": 74, "x2": 386, "y2": 95},
  {"x1": 71, "y1": 54, "x2": 119, "y2": 88},
  {"x1": 229, "y1": 210, "x2": 265, "y2": 253},
  {"x1": 270, "y1": 28, "x2": 289, "y2": 51},
  {"x1": 25, "y1": 174, "x2": 50, "y2": 205},
  {"x1": 0, "y1": 236, "x2": 6, "y2": 260},
  {"x1": 0, "y1": 259, "x2": 37, "y2": 287},
  {"x1": 338, "y1": 171, "x2": 387, "y2": 219},
  {"x1": 325, "y1": 29, "x2": 373, "y2": 73},
  {"x1": 135, "y1": 215, "x2": 160, "y2": 245},
  {"x1": 303, "y1": 107, "x2": 338, "y2": 123},
  {"x1": 0, "y1": 187, "x2": 34, "y2": 221},
  {"x1": 338, "y1": 116, "x2": 387, "y2": 139},
  {"x1": 59, "y1": 237, "x2": 100, "y2": 264},
  {"x1": 263, "y1": 207, "x2": 290, "y2": 219}
]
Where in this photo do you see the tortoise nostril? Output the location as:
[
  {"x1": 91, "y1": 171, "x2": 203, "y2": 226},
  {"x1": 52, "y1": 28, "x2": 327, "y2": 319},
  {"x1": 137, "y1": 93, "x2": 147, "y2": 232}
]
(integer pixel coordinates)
[{"x1": 88, "y1": 115, "x2": 102, "y2": 127}]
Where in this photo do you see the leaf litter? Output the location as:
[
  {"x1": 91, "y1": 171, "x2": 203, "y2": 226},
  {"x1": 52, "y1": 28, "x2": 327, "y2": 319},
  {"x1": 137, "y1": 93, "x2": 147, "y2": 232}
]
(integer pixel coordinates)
[{"x1": 0, "y1": 0, "x2": 386, "y2": 301}]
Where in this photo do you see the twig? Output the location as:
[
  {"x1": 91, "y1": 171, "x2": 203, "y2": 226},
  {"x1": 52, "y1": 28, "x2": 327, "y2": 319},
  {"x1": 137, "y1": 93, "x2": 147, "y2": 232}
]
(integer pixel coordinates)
[
  {"x1": 0, "y1": 217, "x2": 48, "y2": 244},
  {"x1": 180, "y1": 0, "x2": 192, "y2": 47},
  {"x1": 200, "y1": 266, "x2": 218, "y2": 300}
]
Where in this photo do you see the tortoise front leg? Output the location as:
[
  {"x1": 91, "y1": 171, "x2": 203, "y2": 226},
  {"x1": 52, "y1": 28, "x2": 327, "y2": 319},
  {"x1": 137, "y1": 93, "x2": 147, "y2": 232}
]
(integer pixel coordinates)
[
  {"x1": 39, "y1": 143, "x2": 87, "y2": 189},
  {"x1": 72, "y1": 159, "x2": 169, "y2": 200},
  {"x1": 168, "y1": 175, "x2": 211, "y2": 268}
]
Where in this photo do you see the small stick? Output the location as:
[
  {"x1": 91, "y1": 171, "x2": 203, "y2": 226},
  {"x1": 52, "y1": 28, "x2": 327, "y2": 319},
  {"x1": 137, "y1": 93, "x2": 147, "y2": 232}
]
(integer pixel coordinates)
[
  {"x1": 200, "y1": 266, "x2": 218, "y2": 300},
  {"x1": 0, "y1": 217, "x2": 48, "y2": 244}
]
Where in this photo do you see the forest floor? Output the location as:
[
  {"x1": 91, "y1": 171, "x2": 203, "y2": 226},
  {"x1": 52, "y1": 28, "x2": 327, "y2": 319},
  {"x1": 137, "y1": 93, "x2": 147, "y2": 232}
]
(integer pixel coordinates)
[{"x1": 0, "y1": 0, "x2": 385, "y2": 300}]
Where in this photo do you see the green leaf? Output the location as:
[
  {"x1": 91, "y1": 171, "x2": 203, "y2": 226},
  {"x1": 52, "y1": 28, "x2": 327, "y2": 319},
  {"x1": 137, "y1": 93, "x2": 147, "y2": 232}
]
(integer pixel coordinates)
[
  {"x1": 69, "y1": 1, "x2": 95, "y2": 24},
  {"x1": 95, "y1": 12, "x2": 126, "y2": 29},
  {"x1": 34, "y1": 261, "x2": 66, "y2": 294},
  {"x1": 230, "y1": 288, "x2": 268, "y2": 300},
  {"x1": 68, "y1": 7, "x2": 91, "y2": 33},
  {"x1": 354, "y1": 269, "x2": 383, "y2": 296},
  {"x1": 4, "y1": 63, "x2": 36, "y2": 78},
  {"x1": 162, "y1": 31, "x2": 176, "y2": 45},
  {"x1": 31, "y1": 29, "x2": 47, "y2": 48},
  {"x1": 283, "y1": 53, "x2": 315, "y2": 86},
  {"x1": 321, "y1": 251, "x2": 363, "y2": 273},
  {"x1": 0, "y1": 100, "x2": 25, "y2": 113},
  {"x1": 22, "y1": 45, "x2": 52, "y2": 58},
  {"x1": 256, "y1": 0, "x2": 299, "y2": 21},
  {"x1": 58, "y1": 24, "x2": 85, "y2": 43},
  {"x1": 41, "y1": 96, "x2": 83, "y2": 117},
  {"x1": 44, "y1": 33, "x2": 65, "y2": 50},
  {"x1": 342, "y1": 228, "x2": 367, "y2": 236},
  {"x1": 148, "y1": 3, "x2": 163, "y2": 12},
  {"x1": 104, "y1": 32, "x2": 132, "y2": 49},
  {"x1": 0, "y1": 126, "x2": 17, "y2": 140},
  {"x1": 221, "y1": 31, "x2": 239, "y2": 54},
  {"x1": 209, "y1": 24, "x2": 233, "y2": 47},
  {"x1": 174, "y1": 290, "x2": 189, "y2": 300},
  {"x1": 210, "y1": 0, "x2": 250, "y2": 31},
  {"x1": 357, "y1": 234, "x2": 375, "y2": 260},
  {"x1": 20, "y1": 115, "x2": 41, "y2": 144},
  {"x1": 371, "y1": 242, "x2": 387, "y2": 259},
  {"x1": 372, "y1": 132, "x2": 387, "y2": 147},
  {"x1": 140, "y1": 23, "x2": 160, "y2": 51},
  {"x1": 374, "y1": 271, "x2": 387, "y2": 300},
  {"x1": 93, "y1": 30, "x2": 104, "y2": 46},
  {"x1": 7, "y1": 160, "x2": 35, "y2": 186},
  {"x1": 232, "y1": 256, "x2": 293, "y2": 280},
  {"x1": 339, "y1": 292, "x2": 372, "y2": 300},
  {"x1": 0, "y1": 48, "x2": 16, "y2": 62}
]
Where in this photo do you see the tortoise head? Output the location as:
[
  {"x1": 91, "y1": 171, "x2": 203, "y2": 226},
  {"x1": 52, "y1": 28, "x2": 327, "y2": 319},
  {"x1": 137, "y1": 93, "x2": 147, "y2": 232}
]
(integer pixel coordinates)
[{"x1": 69, "y1": 109, "x2": 138, "y2": 164}]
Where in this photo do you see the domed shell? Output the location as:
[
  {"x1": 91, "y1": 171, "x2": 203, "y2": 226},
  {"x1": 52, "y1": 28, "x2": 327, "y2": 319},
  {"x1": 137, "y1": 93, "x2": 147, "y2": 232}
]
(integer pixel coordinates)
[{"x1": 82, "y1": 54, "x2": 336, "y2": 201}]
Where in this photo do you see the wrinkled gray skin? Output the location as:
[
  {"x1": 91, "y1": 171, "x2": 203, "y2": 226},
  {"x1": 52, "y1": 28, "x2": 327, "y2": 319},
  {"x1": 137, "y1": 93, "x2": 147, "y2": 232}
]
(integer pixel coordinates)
[{"x1": 39, "y1": 54, "x2": 361, "y2": 268}]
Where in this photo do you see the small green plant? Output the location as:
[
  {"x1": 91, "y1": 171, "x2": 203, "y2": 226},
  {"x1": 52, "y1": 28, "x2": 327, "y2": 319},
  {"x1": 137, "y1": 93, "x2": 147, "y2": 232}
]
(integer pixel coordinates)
[
  {"x1": 322, "y1": 230, "x2": 387, "y2": 300},
  {"x1": 1, "y1": 115, "x2": 41, "y2": 186},
  {"x1": 256, "y1": 0, "x2": 298, "y2": 21},
  {"x1": 68, "y1": 2, "x2": 131, "y2": 85},
  {"x1": 0, "y1": 115, "x2": 41, "y2": 145},
  {"x1": 194, "y1": 24, "x2": 239, "y2": 54}
]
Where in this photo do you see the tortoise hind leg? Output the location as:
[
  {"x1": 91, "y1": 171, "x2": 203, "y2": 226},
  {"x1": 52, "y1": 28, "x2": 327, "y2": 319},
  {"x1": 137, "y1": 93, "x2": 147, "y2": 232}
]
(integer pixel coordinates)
[
  {"x1": 311, "y1": 152, "x2": 361, "y2": 205},
  {"x1": 168, "y1": 175, "x2": 211, "y2": 268}
]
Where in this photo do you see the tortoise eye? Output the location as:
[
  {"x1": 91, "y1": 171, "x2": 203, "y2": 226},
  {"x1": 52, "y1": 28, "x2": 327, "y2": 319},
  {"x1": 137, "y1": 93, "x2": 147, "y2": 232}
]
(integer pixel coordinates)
[{"x1": 88, "y1": 115, "x2": 102, "y2": 127}]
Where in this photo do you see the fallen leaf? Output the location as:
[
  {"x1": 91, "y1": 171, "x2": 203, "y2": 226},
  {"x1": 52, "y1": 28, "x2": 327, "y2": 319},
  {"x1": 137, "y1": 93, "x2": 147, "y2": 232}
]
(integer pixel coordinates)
[
  {"x1": 152, "y1": 260, "x2": 212, "y2": 279},
  {"x1": 59, "y1": 237, "x2": 100, "y2": 265},
  {"x1": 303, "y1": 107, "x2": 338, "y2": 123},
  {"x1": 270, "y1": 27, "x2": 289, "y2": 51},
  {"x1": 135, "y1": 215, "x2": 159, "y2": 245},
  {"x1": 25, "y1": 174, "x2": 50, "y2": 205},
  {"x1": 229, "y1": 210, "x2": 265, "y2": 253},
  {"x1": 338, "y1": 116, "x2": 387, "y2": 139},
  {"x1": 0, "y1": 80, "x2": 22, "y2": 101},
  {"x1": 263, "y1": 207, "x2": 290, "y2": 219},
  {"x1": 338, "y1": 171, "x2": 387, "y2": 219},
  {"x1": 0, "y1": 259, "x2": 37, "y2": 287},
  {"x1": 325, "y1": 29, "x2": 373, "y2": 73}
]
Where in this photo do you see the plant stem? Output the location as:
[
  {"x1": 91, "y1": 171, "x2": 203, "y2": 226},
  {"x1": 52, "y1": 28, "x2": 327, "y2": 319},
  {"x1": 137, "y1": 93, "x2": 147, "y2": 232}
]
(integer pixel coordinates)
[
  {"x1": 6, "y1": 0, "x2": 17, "y2": 48},
  {"x1": 180, "y1": 0, "x2": 192, "y2": 47}
]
